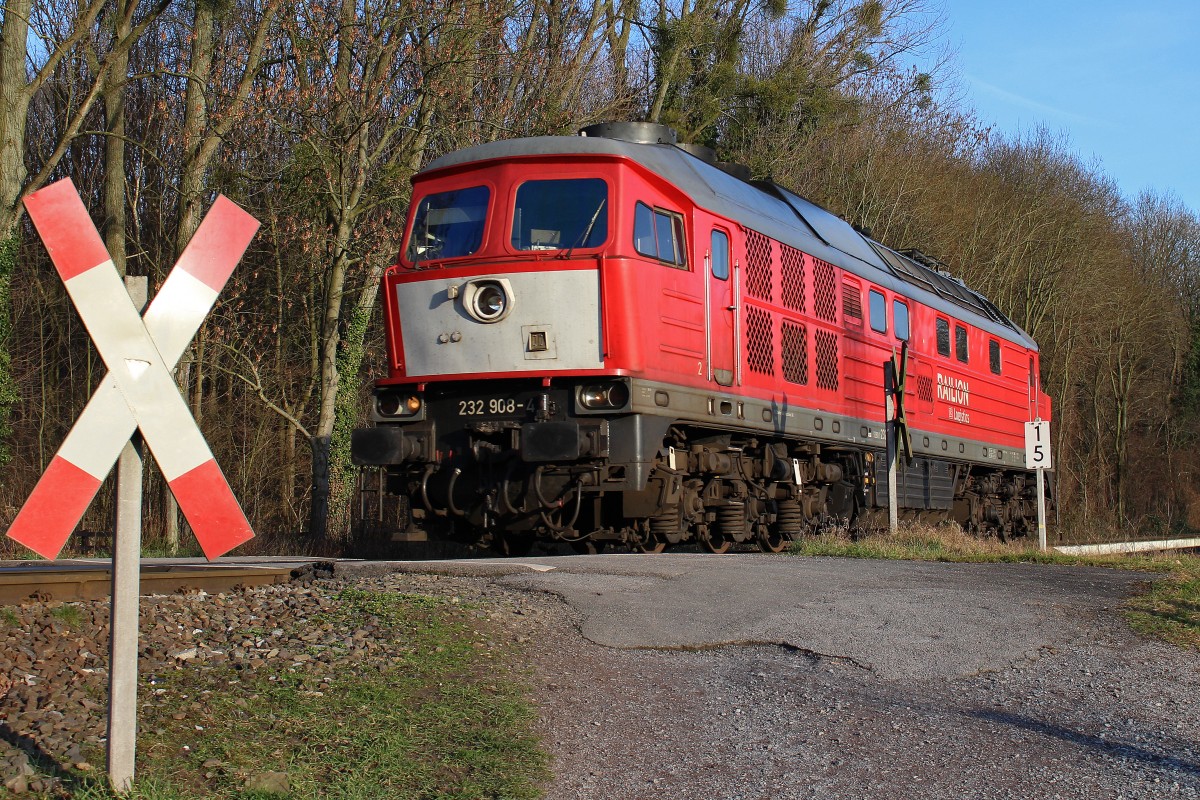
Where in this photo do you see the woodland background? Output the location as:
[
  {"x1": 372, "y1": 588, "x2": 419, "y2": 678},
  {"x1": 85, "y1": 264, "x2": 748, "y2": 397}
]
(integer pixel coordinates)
[{"x1": 0, "y1": 0, "x2": 1197, "y2": 552}]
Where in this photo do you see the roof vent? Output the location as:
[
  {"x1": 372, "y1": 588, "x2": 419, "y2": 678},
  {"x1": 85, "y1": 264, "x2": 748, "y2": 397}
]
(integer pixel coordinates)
[
  {"x1": 579, "y1": 121, "x2": 678, "y2": 145},
  {"x1": 675, "y1": 142, "x2": 717, "y2": 164},
  {"x1": 716, "y1": 161, "x2": 752, "y2": 181}
]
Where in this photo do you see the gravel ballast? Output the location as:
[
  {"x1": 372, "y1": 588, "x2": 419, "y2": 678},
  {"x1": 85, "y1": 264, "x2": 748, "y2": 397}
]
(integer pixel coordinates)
[{"x1": 2, "y1": 556, "x2": 1198, "y2": 799}]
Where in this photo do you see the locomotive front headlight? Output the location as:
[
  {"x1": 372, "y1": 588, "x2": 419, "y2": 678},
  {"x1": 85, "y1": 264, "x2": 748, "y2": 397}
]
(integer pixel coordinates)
[
  {"x1": 476, "y1": 284, "x2": 506, "y2": 318},
  {"x1": 463, "y1": 279, "x2": 513, "y2": 323},
  {"x1": 579, "y1": 381, "x2": 630, "y2": 410},
  {"x1": 377, "y1": 393, "x2": 402, "y2": 416}
]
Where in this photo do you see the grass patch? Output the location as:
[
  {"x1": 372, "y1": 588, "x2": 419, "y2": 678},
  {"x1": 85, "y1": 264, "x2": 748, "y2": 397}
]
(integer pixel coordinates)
[
  {"x1": 1123, "y1": 570, "x2": 1200, "y2": 650},
  {"x1": 139, "y1": 540, "x2": 205, "y2": 559},
  {"x1": 791, "y1": 523, "x2": 1200, "y2": 650},
  {"x1": 67, "y1": 589, "x2": 548, "y2": 799},
  {"x1": 1, "y1": 607, "x2": 18, "y2": 627},
  {"x1": 49, "y1": 604, "x2": 83, "y2": 628}
]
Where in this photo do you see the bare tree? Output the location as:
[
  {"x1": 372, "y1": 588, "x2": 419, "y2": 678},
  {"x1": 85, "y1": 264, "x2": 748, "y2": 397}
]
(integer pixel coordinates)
[{"x1": 0, "y1": 0, "x2": 167, "y2": 468}]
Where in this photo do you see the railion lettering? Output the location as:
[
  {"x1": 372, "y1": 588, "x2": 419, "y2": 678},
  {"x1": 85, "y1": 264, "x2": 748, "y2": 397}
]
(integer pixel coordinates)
[{"x1": 937, "y1": 373, "x2": 970, "y2": 407}]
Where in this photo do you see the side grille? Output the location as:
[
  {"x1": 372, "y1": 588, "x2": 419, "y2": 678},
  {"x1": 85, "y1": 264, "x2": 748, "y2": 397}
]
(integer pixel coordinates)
[
  {"x1": 842, "y1": 279, "x2": 862, "y2": 323},
  {"x1": 815, "y1": 329, "x2": 839, "y2": 390},
  {"x1": 745, "y1": 230, "x2": 773, "y2": 302},
  {"x1": 746, "y1": 306, "x2": 774, "y2": 375},
  {"x1": 782, "y1": 321, "x2": 809, "y2": 385},
  {"x1": 814, "y1": 258, "x2": 837, "y2": 322},
  {"x1": 781, "y1": 245, "x2": 805, "y2": 313}
]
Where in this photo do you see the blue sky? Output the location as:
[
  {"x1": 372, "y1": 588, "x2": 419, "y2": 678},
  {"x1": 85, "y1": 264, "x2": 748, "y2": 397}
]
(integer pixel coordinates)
[{"x1": 929, "y1": 0, "x2": 1200, "y2": 213}]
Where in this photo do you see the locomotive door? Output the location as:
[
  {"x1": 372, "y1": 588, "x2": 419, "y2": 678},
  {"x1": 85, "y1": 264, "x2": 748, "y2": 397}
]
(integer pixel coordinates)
[{"x1": 707, "y1": 226, "x2": 735, "y2": 386}]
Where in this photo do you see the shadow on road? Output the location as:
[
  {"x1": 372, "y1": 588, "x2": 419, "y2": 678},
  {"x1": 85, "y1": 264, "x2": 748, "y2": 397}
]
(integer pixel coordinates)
[{"x1": 968, "y1": 709, "x2": 1200, "y2": 777}]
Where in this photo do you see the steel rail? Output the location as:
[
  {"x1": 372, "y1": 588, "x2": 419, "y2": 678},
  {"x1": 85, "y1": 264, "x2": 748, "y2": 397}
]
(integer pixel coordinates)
[{"x1": 0, "y1": 563, "x2": 300, "y2": 605}]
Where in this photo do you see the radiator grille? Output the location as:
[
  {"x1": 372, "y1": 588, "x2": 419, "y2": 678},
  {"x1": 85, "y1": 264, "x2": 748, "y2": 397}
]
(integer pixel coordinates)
[
  {"x1": 917, "y1": 374, "x2": 934, "y2": 403},
  {"x1": 782, "y1": 321, "x2": 809, "y2": 385},
  {"x1": 814, "y1": 258, "x2": 837, "y2": 322},
  {"x1": 781, "y1": 245, "x2": 806, "y2": 313},
  {"x1": 815, "y1": 329, "x2": 839, "y2": 390},
  {"x1": 746, "y1": 306, "x2": 774, "y2": 375},
  {"x1": 745, "y1": 230, "x2": 773, "y2": 302}
]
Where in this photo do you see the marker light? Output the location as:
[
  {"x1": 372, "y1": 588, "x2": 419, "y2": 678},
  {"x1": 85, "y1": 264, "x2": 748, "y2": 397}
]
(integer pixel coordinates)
[{"x1": 377, "y1": 392, "x2": 421, "y2": 417}]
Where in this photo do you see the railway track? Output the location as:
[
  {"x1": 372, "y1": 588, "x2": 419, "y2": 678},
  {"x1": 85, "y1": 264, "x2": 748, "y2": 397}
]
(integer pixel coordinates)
[{"x1": 0, "y1": 560, "x2": 317, "y2": 605}]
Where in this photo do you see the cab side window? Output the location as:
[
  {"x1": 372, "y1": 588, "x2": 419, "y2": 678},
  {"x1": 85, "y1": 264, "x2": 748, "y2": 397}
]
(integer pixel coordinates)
[
  {"x1": 711, "y1": 229, "x2": 730, "y2": 280},
  {"x1": 936, "y1": 318, "x2": 950, "y2": 356},
  {"x1": 955, "y1": 324, "x2": 969, "y2": 363},
  {"x1": 893, "y1": 300, "x2": 909, "y2": 340},
  {"x1": 869, "y1": 289, "x2": 887, "y2": 334},
  {"x1": 634, "y1": 202, "x2": 687, "y2": 268}
]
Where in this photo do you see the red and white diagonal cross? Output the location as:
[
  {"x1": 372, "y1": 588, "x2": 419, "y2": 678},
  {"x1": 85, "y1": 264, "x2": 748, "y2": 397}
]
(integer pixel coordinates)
[{"x1": 7, "y1": 178, "x2": 258, "y2": 560}]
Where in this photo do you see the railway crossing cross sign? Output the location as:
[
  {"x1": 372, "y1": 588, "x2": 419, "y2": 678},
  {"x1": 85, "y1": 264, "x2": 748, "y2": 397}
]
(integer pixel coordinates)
[{"x1": 5, "y1": 178, "x2": 259, "y2": 560}]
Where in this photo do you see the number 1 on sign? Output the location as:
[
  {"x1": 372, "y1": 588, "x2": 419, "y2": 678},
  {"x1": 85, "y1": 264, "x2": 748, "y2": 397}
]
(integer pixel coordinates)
[{"x1": 1025, "y1": 420, "x2": 1052, "y2": 470}]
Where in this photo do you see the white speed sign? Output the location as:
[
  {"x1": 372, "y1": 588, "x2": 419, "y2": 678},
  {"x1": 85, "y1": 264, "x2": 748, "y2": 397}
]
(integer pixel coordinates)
[{"x1": 1024, "y1": 419, "x2": 1052, "y2": 470}]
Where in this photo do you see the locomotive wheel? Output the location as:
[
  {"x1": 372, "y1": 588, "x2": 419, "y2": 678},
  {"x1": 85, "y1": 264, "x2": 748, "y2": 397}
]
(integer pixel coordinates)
[
  {"x1": 631, "y1": 520, "x2": 667, "y2": 554},
  {"x1": 634, "y1": 536, "x2": 667, "y2": 554},
  {"x1": 702, "y1": 528, "x2": 732, "y2": 555},
  {"x1": 757, "y1": 526, "x2": 787, "y2": 554}
]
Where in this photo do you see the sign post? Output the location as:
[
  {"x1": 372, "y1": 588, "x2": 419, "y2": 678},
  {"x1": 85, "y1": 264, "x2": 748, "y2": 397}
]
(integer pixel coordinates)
[
  {"x1": 1024, "y1": 419, "x2": 1052, "y2": 551},
  {"x1": 108, "y1": 277, "x2": 147, "y2": 791},
  {"x1": 5, "y1": 179, "x2": 260, "y2": 791}
]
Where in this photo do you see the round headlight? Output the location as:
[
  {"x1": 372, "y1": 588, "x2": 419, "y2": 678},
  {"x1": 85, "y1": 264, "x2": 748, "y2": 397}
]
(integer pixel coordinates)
[
  {"x1": 467, "y1": 281, "x2": 510, "y2": 322},
  {"x1": 462, "y1": 278, "x2": 514, "y2": 323},
  {"x1": 377, "y1": 393, "x2": 402, "y2": 416},
  {"x1": 580, "y1": 382, "x2": 629, "y2": 410},
  {"x1": 477, "y1": 285, "x2": 506, "y2": 318},
  {"x1": 605, "y1": 381, "x2": 630, "y2": 408},
  {"x1": 580, "y1": 386, "x2": 607, "y2": 408}
]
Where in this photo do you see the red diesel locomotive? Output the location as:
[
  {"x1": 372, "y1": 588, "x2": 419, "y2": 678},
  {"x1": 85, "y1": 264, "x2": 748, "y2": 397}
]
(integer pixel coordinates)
[{"x1": 351, "y1": 122, "x2": 1053, "y2": 554}]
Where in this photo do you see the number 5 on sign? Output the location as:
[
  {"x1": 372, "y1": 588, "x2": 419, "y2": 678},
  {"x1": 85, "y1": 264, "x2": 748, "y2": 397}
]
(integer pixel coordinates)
[{"x1": 1025, "y1": 419, "x2": 1052, "y2": 470}]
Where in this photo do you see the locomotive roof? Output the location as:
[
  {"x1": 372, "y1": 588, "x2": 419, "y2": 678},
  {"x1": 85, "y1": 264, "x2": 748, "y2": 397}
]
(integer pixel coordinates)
[{"x1": 423, "y1": 135, "x2": 1037, "y2": 350}]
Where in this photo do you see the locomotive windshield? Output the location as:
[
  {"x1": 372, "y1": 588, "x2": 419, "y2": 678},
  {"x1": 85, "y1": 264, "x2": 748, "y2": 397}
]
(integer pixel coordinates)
[
  {"x1": 406, "y1": 185, "x2": 490, "y2": 262},
  {"x1": 511, "y1": 178, "x2": 608, "y2": 251}
]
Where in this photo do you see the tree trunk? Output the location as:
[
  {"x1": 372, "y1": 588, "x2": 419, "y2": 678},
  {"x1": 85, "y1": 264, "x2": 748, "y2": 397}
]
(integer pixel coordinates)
[
  {"x1": 0, "y1": 0, "x2": 31, "y2": 464},
  {"x1": 103, "y1": 0, "x2": 131, "y2": 274},
  {"x1": 0, "y1": 233, "x2": 17, "y2": 465},
  {"x1": 158, "y1": 1, "x2": 216, "y2": 553},
  {"x1": 0, "y1": 0, "x2": 30, "y2": 237},
  {"x1": 308, "y1": 217, "x2": 355, "y2": 540}
]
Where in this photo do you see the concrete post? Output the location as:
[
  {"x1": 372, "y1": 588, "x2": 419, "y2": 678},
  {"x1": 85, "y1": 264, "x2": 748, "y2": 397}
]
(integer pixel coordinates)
[{"x1": 108, "y1": 275, "x2": 147, "y2": 793}]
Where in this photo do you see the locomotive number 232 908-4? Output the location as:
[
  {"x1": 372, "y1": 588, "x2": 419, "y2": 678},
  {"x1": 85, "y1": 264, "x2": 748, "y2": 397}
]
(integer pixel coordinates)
[{"x1": 458, "y1": 398, "x2": 519, "y2": 416}]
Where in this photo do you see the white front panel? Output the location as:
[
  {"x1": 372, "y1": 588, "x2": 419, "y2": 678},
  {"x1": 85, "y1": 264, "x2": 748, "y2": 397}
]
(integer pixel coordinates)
[{"x1": 397, "y1": 269, "x2": 603, "y2": 376}]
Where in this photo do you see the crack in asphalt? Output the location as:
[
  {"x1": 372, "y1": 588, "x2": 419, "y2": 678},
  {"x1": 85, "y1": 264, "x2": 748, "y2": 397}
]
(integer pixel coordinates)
[{"x1": 612, "y1": 638, "x2": 877, "y2": 671}]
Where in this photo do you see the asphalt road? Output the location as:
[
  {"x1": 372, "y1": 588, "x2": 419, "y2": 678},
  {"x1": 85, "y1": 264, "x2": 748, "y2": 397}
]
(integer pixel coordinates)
[
  {"x1": 496, "y1": 553, "x2": 1139, "y2": 680},
  {"x1": 382, "y1": 552, "x2": 1199, "y2": 799}
]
